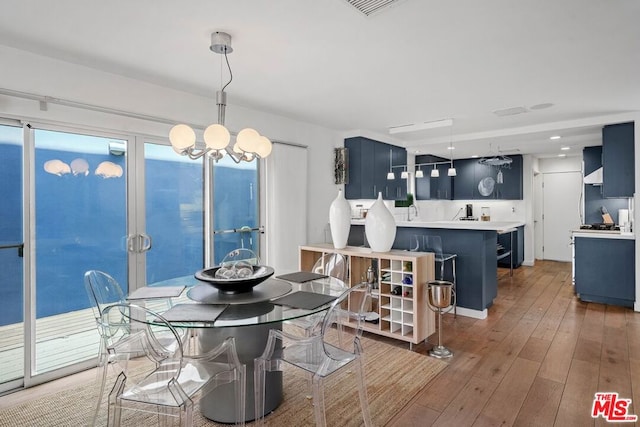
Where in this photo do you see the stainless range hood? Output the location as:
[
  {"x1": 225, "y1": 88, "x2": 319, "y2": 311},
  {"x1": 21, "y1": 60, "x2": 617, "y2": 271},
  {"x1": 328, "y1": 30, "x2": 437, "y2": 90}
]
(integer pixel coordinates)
[{"x1": 583, "y1": 167, "x2": 603, "y2": 185}]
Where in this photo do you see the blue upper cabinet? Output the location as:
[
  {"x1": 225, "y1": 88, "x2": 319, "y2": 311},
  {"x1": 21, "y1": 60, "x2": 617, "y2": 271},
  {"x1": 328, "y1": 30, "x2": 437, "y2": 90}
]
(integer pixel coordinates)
[
  {"x1": 450, "y1": 155, "x2": 523, "y2": 200},
  {"x1": 602, "y1": 122, "x2": 635, "y2": 198},
  {"x1": 452, "y1": 158, "x2": 477, "y2": 199},
  {"x1": 344, "y1": 137, "x2": 407, "y2": 200},
  {"x1": 390, "y1": 146, "x2": 408, "y2": 200},
  {"x1": 431, "y1": 164, "x2": 452, "y2": 199},
  {"x1": 415, "y1": 154, "x2": 452, "y2": 200}
]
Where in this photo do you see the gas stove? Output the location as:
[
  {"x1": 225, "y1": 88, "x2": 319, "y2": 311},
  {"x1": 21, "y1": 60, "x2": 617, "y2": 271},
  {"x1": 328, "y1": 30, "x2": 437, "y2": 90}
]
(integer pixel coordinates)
[{"x1": 579, "y1": 223, "x2": 620, "y2": 231}]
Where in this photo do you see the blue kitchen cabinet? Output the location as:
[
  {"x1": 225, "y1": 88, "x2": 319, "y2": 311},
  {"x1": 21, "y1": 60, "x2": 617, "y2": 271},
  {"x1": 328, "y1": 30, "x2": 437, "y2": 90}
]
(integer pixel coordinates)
[
  {"x1": 452, "y1": 158, "x2": 477, "y2": 199},
  {"x1": 390, "y1": 146, "x2": 408, "y2": 200},
  {"x1": 497, "y1": 225, "x2": 524, "y2": 268},
  {"x1": 415, "y1": 171, "x2": 431, "y2": 200},
  {"x1": 602, "y1": 122, "x2": 635, "y2": 198},
  {"x1": 574, "y1": 236, "x2": 635, "y2": 307},
  {"x1": 344, "y1": 137, "x2": 363, "y2": 199},
  {"x1": 453, "y1": 155, "x2": 523, "y2": 200},
  {"x1": 495, "y1": 155, "x2": 523, "y2": 200},
  {"x1": 431, "y1": 164, "x2": 453, "y2": 199},
  {"x1": 344, "y1": 137, "x2": 407, "y2": 200}
]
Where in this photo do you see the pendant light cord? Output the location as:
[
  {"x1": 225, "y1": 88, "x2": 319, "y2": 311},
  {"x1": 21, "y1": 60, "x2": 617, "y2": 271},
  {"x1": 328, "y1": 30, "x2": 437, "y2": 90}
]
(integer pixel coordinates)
[{"x1": 221, "y1": 49, "x2": 233, "y2": 92}]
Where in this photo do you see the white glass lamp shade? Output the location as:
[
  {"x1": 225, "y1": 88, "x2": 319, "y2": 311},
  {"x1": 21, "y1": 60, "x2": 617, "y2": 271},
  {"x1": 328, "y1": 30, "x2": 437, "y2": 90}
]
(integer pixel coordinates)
[
  {"x1": 431, "y1": 167, "x2": 439, "y2": 178},
  {"x1": 44, "y1": 159, "x2": 71, "y2": 176},
  {"x1": 415, "y1": 169, "x2": 424, "y2": 178},
  {"x1": 448, "y1": 167, "x2": 457, "y2": 177},
  {"x1": 497, "y1": 169, "x2": 504, "y2": 184},
  {"x1": 169, "y1": 124, "x2": 196, "y2": 154},
  {"x1": 236, "y1": 128, "x2": 261, "y2": 153},
  {"x1": 401, "y1": 170, "x2": 409, "y2": 179},
  {"x1": 386, "y1": 172, "x2": 395, "y2": 180},
  {"x1": 95, "y1": 161, "x2": 123, "y2": 179},
  {"x1": 232, "y1": 142, "x2": 243, "y2": 154},
  {"x1": 203, "y1": 124, "x2": 231, "y2": 150},
  {"x1": 70, "y1": 158, "x2": 90, "y2": 176},
  {"x1": 254, "y1": 136, "x2": 273, "y2": 158}
]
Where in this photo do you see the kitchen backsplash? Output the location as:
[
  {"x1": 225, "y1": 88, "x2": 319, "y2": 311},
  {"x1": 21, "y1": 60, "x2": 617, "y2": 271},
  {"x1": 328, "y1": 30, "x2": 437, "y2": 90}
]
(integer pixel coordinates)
[{"x1": 349, "y1": 199, "x2": 526, "y2": 223}]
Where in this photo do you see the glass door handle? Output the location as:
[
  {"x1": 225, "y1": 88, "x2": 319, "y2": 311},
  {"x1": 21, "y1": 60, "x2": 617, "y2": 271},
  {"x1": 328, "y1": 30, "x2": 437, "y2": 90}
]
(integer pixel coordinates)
[
  {"x1": 0, "y1": 243, "x2": 24, "y2": 257},
  {"x1": 126, "y1": 234, "x2": 137, "y2": 252},
  {"x1": 126, "y1": 234, "x2": 152, "y2": 252},
  {"x1": 139, "y1": 233, "x2": 152, "y2": 252}
]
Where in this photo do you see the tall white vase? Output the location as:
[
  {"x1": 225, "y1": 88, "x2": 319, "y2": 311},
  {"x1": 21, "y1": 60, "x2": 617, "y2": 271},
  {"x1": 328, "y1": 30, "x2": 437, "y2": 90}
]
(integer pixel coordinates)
[
  {"x1": 365, "y1": 192, "x2": 396, "y2": 252},
  {"x1": 329, "y1": 189, "x2": 351, "y2": 249}
]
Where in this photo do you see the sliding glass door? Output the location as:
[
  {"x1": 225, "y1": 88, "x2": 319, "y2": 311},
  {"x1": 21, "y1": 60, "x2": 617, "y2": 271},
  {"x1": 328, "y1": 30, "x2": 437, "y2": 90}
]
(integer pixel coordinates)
[
  {"x1": 143, "y1": 141, "x2": 204, "y2": 284},
  {"x1": 32, "y1": 127, "x2": 128, "y2": 378},
  {"x1": 0, "y1": 120, "x2": 264, "y2": 392},
  {"x1": 212, "y1": 155, "x2": 260, "y2": 265},
  {"x1": 0, "y1": 122, "x2": 25, "y2": 391}
]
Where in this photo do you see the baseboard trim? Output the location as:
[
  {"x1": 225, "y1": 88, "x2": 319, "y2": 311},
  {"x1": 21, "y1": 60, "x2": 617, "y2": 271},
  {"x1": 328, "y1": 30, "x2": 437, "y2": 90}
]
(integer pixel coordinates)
[{"x1": 455, "y1": 306, "x2": 488, "y2": 319}]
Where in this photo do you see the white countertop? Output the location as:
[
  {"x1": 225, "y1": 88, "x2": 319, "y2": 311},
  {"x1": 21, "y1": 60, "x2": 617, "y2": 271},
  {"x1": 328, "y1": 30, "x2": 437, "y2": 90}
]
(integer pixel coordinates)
[
  {"x1": 572, "y1": 229, "x2": 635, "y2": 240},
  {"x1": 351, "y1": 219, "x2": 525, "y2": 232}
]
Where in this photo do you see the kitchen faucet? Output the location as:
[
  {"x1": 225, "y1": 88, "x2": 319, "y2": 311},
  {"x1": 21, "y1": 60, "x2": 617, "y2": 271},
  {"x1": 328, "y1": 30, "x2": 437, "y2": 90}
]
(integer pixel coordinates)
[{"x1": 407, "y1": 204, "x2": 419, "y2": 221}]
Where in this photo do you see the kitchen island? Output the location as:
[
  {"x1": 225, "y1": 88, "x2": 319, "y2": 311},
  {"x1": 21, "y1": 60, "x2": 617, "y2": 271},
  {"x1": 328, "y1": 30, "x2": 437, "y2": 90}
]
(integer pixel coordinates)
[{"x1": 348, "y1": 220, "x2": 525, "y2": 319}]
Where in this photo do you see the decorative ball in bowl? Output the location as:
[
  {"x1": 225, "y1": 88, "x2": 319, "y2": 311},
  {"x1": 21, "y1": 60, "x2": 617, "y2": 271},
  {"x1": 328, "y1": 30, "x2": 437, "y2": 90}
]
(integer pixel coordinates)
[{"x1": 194, "y1": 265, "x2": 275, "y2": 294}]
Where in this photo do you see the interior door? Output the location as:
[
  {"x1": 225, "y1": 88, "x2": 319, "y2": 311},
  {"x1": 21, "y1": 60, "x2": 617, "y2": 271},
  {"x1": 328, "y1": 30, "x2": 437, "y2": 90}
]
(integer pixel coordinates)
[{"x1": 542, "y1": 171, "x2": 583, "y2": 261}]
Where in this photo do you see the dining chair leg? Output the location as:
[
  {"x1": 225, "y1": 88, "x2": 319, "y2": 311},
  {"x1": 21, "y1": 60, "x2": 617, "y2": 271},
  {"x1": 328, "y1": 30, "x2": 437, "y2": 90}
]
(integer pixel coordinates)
[
  {"x1": 354, "y1": 358, "x2": 372, "y2": 427},
  {"x1": 92, "y1": 340, "x2": 109, "y2": 426},
  {"x1": 234, "y1": 364, "x2": 247, "y2": 427},
  {"x1": 253, "y1": 359, "x2": 266, "y2": 426},
  {"x1": 312, "y1": 375, "x2": 327, "y2": 427}
]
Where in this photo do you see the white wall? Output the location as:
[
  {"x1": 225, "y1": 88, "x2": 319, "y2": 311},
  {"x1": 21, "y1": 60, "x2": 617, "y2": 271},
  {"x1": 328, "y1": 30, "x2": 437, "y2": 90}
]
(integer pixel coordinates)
[{"x1": 0, "y1": 45, "x2": 340, "y2": 262}]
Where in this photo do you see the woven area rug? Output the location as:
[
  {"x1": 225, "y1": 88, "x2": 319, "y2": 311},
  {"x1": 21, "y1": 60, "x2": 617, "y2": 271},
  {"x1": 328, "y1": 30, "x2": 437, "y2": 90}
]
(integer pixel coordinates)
[{"x1": 0, "y1": 334, "x2": 447, "y2": 426}]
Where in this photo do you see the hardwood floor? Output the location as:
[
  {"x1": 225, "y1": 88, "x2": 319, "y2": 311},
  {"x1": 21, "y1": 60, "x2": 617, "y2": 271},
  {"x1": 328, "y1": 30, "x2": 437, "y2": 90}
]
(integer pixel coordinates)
[
  {"x1": 390, "y1": 260, "x2": 640, "y2": 427},
  {"x1": 2, "y1": 260, "x2": 639, "y2": 426}
]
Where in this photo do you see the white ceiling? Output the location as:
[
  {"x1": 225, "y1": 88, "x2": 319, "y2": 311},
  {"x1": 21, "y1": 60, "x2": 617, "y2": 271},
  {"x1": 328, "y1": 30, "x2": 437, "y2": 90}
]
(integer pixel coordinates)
[{"x1": 1, "y1": 0, "x2": 638, "y2": 159}]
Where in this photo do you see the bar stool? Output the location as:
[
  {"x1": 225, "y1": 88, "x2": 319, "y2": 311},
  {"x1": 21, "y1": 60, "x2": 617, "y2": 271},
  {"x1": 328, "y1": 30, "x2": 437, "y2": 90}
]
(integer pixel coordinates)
[{"x1": 424, "y1": 236, "x2": 457, "y2": 317}]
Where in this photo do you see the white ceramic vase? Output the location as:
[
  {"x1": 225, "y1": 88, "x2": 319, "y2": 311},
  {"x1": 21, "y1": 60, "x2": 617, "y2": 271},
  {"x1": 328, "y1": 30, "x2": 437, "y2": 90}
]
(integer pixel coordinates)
[
  {"x1": 329, "y1": 189, "x2": 351, "y2": 249},
  {"x1": 365, "y1": 192, "x2": 396, "y2": 252}
]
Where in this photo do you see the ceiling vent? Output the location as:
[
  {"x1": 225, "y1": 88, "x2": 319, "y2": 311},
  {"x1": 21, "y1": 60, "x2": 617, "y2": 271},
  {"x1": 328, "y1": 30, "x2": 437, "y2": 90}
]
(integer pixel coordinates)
[
  {"x1": 492, "y1": 106, "x2": 529, "y2": 117},
  {"x1": 343, "y1": 0, "x2": 404, "y2": 16}
]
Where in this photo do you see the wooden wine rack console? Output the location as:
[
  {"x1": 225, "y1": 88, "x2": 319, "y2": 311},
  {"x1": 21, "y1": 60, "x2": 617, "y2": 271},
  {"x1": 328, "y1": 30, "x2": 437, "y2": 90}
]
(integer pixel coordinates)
[{"x1": 299, "y1": 244, "x2": 436, "y2": 345}]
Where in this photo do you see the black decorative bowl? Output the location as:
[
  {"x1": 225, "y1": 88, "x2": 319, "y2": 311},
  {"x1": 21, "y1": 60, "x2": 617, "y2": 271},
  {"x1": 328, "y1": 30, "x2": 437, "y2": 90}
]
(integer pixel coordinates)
[{"x1": 194, "y1": 265, "x2": 275, "y2": 294}]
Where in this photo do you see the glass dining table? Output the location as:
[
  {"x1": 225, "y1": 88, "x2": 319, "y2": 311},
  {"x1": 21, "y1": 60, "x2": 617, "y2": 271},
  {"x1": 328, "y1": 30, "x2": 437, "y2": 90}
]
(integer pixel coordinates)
[{"x1": 139, "y1": 273, "x2": 346, "y2": 423}]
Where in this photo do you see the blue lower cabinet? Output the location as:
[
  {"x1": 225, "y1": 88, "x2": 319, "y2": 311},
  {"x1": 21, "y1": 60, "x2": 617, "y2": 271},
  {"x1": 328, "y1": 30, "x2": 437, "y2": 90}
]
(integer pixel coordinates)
[
  {"x1": 348, "y1": 225, "x2": 498, "y2": 312},
  {"x1": 574, "y1": 236, "x2": 635, "y2": 307},
  {"x1": 497, "y1": 226, "x2": 524, "y2": 268}
]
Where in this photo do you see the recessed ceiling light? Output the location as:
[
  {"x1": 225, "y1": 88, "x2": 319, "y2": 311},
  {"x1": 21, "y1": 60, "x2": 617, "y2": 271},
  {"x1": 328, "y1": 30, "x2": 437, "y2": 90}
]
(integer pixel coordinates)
[
  {"x1": 550, "y1": 135, "x2": 561, "y2": 140},
  {"x1": 561, "y1": 146, "x2": 570, "y2": 151},
  {"x1": 447, "y1": 146, "x2": 455, "y2": 150},
  {"x1": 471, "y1": 155, "x2": 479, "y2": 158},
  {"x1": 558, "y1": 154, "x2": 567, "y2": 157}
]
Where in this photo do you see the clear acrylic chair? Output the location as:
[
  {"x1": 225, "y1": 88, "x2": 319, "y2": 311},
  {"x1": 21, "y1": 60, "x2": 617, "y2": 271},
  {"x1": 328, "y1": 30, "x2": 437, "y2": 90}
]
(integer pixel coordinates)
[
  {"x1": 423, "y1": 236, "x2": 457, "y2": 316},
  {"x1": 83, "y1": 270, "x2": 189, "y2": 425},
  {"x1": 311, "y1": 252, "x2": 348, "y2": 281},
  {"x1": 255, "y1": 283, "x2": 373, "y2": 427},
  {"x1": 287, "y1": 253, "x2": 349, "y2": 336},
  {"x1": 103, "y1": 303, "x2": 246, "y2": 427}
]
